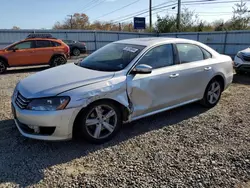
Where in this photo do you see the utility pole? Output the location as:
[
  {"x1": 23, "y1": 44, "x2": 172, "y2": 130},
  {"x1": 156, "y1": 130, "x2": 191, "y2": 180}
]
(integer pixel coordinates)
[
  {"x1": 149, "y1": 0, "x2": 152, "y2": 32},
  {"x1": 177, "y1": 0, "x2": 181, "y2": 31},
  {"x1": 119, "y1": 23, "x2": 121, "y2": 31},
  {"x1": 67, "y1": 15, "x2": 73, "y2": 29}
]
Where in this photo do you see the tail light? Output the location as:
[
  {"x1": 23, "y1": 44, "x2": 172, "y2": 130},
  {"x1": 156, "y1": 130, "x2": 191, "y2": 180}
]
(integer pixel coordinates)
[
  {"x1": 64, "y1": 45, "x2": 70, "y2": 54},
  {"x1": 82, "y1": 42, "x2": 86, "y2": 46}
]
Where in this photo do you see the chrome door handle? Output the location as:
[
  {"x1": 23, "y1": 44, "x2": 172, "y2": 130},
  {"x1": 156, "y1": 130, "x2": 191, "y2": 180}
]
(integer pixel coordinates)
[
  {"x1": 204, "y1": 67, "x2": 212, "y2": 71},
  {"x1": 169, "y1": 73, "x2": 179, "y2": 78}
]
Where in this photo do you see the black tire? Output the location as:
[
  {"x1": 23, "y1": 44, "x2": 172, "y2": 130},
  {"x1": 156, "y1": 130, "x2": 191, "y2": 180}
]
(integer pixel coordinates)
[
  {"x1": 235, "y1": 70, "x2": 244, "y2": 75},
  {"x1": 72, "y1": 48, "x2": 81, "y2": 56},
  {"x1": 75, "y1": 101, "x2": 122, "y2": 144},
  {"x1": 0, "y1": 60, "x2": 7, "y2": 74},
  {"x1": 200, "y1": 79, "x2": 223, "y2": 108},
  {"x1": 50, "y1": 56, "x2": 66, "y2": 67}
]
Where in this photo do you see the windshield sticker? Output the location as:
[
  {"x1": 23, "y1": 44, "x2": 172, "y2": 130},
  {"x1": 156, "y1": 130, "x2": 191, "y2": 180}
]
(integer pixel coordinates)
[{"x1": 123, "y1": 47, "x2": 139, "y2": 53}]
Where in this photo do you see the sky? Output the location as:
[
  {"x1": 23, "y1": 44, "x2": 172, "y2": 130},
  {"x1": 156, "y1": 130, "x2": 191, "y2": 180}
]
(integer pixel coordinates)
[{"x1": 0, "y1": 0, "x2": 246, "y2": 29}]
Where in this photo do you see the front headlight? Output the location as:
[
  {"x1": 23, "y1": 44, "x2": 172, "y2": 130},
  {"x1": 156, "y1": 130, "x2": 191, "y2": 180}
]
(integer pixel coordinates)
[
  {"x1": 26, "y1": 96, "x2": 70, "y2": 111},
  {"x1": 236, "y1": 52, "x2": 243, "y2": 59}
]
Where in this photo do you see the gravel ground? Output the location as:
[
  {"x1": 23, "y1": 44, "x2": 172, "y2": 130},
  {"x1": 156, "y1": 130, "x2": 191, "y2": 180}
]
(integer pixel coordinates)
[{"x1": 0, "y1": 66, "x2": 250, "y2": 188}]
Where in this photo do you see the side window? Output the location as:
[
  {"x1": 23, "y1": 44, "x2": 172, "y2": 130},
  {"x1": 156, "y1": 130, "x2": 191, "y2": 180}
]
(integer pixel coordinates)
[
  {"x1": 176, "y1": 43, "x2": 204, "y2": 63},
  {"x1": 35, "y1": 40, "x2": 52, "y2": 48},
  {"x1": 201, "y1": 48, "x2": 212, "y2": 59},
  {"x1": 51, "y1": 41, "x2": 61, "y2": 47},
  {"x1": 13, "y1": 41, "x2": 32, "y2": 50},
  {"x1": 138, "y1": 44, "x2": 174, "y2": 69}
]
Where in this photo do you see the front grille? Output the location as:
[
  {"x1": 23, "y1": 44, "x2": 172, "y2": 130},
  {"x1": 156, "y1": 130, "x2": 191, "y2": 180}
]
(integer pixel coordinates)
[
  {"x1": 15, "y1": 92, "x2": 30, "y2": 109},
  {"x1": 242, "y1": 54, "x2": 250, "y2": 61}
]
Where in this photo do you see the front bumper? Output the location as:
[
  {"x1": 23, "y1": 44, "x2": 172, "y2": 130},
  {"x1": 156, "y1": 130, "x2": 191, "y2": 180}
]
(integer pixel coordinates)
[
  {"x1": 11, "y1": 101, "x2": 81, "y2": 141},
  {"x1": 80, "y1": 47, "x2": 87, "y2": 53},
  {"x1": 233, "y1": 56, "x2": 250, "y2": 72}
]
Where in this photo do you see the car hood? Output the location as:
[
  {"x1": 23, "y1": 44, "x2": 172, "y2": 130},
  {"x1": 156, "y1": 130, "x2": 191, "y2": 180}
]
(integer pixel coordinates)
[
  {"x1": 240, "y1": 48, "x2": 250, "y2": 56},
  {"x1": 18, "y1": 63, "x2": 115, "y2": 98}
]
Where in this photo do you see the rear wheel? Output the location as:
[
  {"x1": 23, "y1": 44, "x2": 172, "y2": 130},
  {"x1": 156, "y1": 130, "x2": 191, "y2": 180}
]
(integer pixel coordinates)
[
  {"x1": 50, "y1": 56, "x2": 66, "y2": 67},
  {"x1": 76, "y1": 101, "x2": 122, "y2": 144},
  {"x1": 0, "y1": 60, "x2": 7, "y2": 74},
  {"x1": 200, "y1": 79, "x2": 222, "y2": 108},
  {"x1": 72, "y1": 48, "x2": 81, "y2": 56}
]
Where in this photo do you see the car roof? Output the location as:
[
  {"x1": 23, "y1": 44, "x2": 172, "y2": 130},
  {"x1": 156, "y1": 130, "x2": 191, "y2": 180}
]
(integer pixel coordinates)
[
  {"x1": 24, "y1": 38, "x2": 61, "y2": 41},
  {"x1": 114, "y1": 37, "x2": 199, "y2": 46}
]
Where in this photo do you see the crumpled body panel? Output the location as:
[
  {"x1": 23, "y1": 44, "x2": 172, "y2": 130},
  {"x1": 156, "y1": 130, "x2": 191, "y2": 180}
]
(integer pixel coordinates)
[{"x1": 61, "y1": 75, "x2": 132, "y2": 119}]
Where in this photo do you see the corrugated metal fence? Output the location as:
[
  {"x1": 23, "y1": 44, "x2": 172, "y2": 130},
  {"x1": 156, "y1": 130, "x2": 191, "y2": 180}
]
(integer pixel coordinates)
[
  {"x1": 159, "y1": 31, "x2": 250, "y2": 57},
  {"x1": 1, "y1": 29, "x2": 250, "y2": 57},
  {"x1": 0, "y1": 29, "x2": 155, "y2": 52}
]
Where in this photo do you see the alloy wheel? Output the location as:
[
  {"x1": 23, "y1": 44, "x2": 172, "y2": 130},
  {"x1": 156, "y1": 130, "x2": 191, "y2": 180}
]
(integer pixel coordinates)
[
  {"x1": 73, "y1": 48, "x2": 80, "y2": 56},
  {"x1": 207, "y1": 81, "x2": 221, "y2": 104},
  {"x1": 85, "y1": 105, "x2": 117, "y2": 139}
]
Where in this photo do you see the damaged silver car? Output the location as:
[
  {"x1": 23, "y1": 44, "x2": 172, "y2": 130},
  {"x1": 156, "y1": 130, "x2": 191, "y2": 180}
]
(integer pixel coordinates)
[{"x1": 11, "y1": 37, "x2": 233, "y2": 143}]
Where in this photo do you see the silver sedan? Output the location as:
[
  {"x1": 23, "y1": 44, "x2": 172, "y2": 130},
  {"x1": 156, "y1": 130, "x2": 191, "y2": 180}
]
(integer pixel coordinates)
[{"x1": 11, "y1": 37, "x2": 234, "y2": 144}]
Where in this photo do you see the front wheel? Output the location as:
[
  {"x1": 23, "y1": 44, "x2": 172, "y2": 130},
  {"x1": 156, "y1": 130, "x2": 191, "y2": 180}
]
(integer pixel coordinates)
[
  {"x1": 76, "y1": 101, "x2": 122, "y2": 144},
  {"x1": 200, "y1": 79, "x2": 222, "y2": 108}
]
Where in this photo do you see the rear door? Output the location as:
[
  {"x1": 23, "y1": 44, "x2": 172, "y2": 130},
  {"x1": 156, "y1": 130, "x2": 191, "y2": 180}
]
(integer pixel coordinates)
[
  {"x1": 6, "y1": 41, "x2": 36, "y2": 66},
  {"x1": 32, "y1": 40, "x2": 55, "y2": 64},
  {"x1": 174, "y1": 43, "x2": 215, "y2": 101}
]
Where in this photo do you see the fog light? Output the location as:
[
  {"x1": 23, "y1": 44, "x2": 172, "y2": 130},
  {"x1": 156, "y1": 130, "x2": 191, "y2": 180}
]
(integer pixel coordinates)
[{"x1": 27, "y1": 125, "x2": 40, "y2": 133}]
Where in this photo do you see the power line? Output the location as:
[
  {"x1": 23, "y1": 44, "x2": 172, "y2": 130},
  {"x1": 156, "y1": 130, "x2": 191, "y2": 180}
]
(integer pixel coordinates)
[
  {"x1": 112, "y1": 2, "x2": 178, "y2": 23},
  {"x1": 168, "y1": 10, "x2": 232, "y2": 13},
  {"x1": 93, "y1": 0, "x2": 141, "y2": 20},
  {"x1": 111, "y1": 0, "x2": 178, "y2": 22},
  {"x1": 77, "y1": 0, "x2": 100, "y2": 13},
  {"x1": 113, "y1": 2, "x2": 178, "y2": 23},
  {"x1": 111, "y1": 0, "x2": 215, "y2": 23},
  {"x1": 84, "y1": 0, "x2": 106, "y2": 12},
  {"x1": 111, "y1": 0, "x2": 237, "y2": 24},
  {"x1": 146, "y1": 7, "x2": 178, "y2": 17},
  {"x1": 183, "y1": 0, "x2": 248, "y2": 5}
]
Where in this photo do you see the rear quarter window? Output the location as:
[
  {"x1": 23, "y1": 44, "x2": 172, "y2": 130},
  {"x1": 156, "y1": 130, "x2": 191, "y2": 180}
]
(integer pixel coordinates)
[{"x1": 51, "y1": 41, "x2": 62, "y2": 47}]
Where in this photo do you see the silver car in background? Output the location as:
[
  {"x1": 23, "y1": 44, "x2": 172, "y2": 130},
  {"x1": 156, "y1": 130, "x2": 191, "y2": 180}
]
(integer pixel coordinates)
[
  {"x1": 234, "y1": 47, "x2": 250, "y2": 74},
  {"x1": 11, "y1": 37, "x2": 234, "y2": 144}
]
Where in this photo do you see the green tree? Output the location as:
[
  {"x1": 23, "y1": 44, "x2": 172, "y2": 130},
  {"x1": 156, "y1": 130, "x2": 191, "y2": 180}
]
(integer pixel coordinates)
[
  {"x1": 229, "y1": 0, "x2": 250, "y2": 30},
  {"x1": 12, "y1": 26, "x2": 20, "y2": 30},
  {"x1": 155, "y1": 8, "x2": 201, "y2": 32},
  {"x1": 212, "y1": 20, "x2": 227, "y2": 31},
  {"x1": 53, "y1": 13, "x2": 90, "y2": 29}
]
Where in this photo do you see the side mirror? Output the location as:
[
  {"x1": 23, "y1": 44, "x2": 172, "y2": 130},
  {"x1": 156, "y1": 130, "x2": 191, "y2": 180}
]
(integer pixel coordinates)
[
  {"x1": 12, "y1": 47, "x2": 18, "y2": 52},
  {"x1": 131, "y1": 64, "x2": 152, "y2": 74}
]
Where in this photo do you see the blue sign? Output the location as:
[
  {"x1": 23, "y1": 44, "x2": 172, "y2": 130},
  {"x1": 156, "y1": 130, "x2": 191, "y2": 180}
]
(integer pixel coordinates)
[{"x1": 134, "y1": 17, "x2": 146, "y2": 29}]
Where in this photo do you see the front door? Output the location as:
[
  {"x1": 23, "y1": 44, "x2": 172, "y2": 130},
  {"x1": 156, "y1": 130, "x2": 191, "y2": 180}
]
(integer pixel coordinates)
[
  {"x1": 127, "y1": 44, "x2": 185, "y2": 118},
  {"x1": 6, "y1": 41, "x2": 36, "y2": 66}
]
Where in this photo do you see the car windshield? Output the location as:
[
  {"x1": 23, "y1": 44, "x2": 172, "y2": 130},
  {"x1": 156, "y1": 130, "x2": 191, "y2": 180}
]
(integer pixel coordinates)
[{"x1": 79, "y1": 43, "x2": 145, "y2": 71}]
